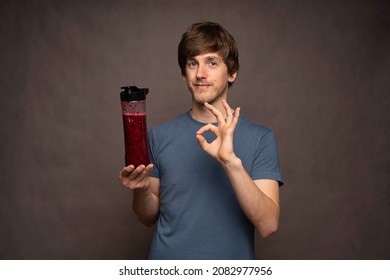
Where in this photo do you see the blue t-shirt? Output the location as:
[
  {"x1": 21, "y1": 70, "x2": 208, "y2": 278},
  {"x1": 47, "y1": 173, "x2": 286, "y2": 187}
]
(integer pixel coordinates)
[{"x1": 147, "y1": 111, "x2": 283, "y2": 259}]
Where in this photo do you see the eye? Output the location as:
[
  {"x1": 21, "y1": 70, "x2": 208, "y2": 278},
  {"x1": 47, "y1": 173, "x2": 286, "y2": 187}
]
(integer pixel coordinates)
[
  {"x1": 187, "y1": 61, "x2": 197, "y2": 69},
  {"x1": 208, "y1": 60, "x2": 218, "y2": 67}
]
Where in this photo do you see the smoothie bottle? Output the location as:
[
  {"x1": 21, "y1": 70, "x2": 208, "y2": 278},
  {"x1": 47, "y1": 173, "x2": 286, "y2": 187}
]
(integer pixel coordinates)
[{"x1": 120, "y1": 86, "x2": 150, "y2": 167}]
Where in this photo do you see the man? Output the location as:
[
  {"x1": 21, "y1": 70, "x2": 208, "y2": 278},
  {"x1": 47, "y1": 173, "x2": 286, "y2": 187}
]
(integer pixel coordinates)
[{"x1": 119, "y1": 22, "x2": 283, "y2": 259}]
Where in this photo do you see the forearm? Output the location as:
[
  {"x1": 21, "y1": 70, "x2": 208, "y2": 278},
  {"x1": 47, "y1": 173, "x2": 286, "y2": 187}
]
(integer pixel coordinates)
[
  {"x1": 132, "y1": 187, "x2": 160, "y2": 227},
  {"x1": 221, "y1": 157, "x2": 280, "y2": 238}
]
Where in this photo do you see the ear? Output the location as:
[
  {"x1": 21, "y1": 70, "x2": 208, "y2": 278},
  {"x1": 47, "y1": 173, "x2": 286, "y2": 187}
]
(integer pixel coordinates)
[{"x1": 228, "y1": 72, "x2": 238, "y2": 83}]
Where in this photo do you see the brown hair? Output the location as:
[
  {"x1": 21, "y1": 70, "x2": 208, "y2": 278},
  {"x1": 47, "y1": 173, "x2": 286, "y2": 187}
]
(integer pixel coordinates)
[{"x1": 178, "y1": 21, "x2": 239, "y2": 87}]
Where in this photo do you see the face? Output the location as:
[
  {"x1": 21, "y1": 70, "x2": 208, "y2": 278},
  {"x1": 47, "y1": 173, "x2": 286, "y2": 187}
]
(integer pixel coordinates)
[{"x1": 183, "y1": 52, "x2": 237, "y2": 105}]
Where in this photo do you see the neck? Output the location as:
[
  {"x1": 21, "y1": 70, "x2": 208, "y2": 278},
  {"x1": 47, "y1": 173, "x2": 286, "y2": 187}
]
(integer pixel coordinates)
[{"x1": 190, "y1": 99, "x2": 233, "y2": 123}]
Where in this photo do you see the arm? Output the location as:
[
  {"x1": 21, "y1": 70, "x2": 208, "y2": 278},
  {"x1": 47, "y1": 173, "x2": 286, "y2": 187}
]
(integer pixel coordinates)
[
  {"x1": 119, "y1": 164, "x2": 160, "y2": 227},
  {"x1": 196, "y1": 101, "x2": 280, "y2": 237},
  {"x1": 222, "y1": 159, "x2": 280, "y2": 237}
]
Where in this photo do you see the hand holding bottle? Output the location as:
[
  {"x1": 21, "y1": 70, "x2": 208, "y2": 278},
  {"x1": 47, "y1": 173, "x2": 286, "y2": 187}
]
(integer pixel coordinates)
[{"x1": 119, "y1": 164, "x2": 154, "y2": 192}]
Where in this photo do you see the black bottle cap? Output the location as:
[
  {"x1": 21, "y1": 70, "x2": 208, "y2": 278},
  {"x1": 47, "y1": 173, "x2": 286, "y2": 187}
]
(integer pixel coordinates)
[{"x1": 120, "y1": 86, "x2": 149, "y2": 101}]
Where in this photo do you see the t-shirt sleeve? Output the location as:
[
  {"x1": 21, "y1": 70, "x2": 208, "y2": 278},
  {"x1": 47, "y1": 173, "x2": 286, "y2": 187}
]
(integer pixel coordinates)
[
  {"x1": 251, "y1": 130, "x2": 283, "y2": 186},
  {"x1": 147, "y1": 129, "x2": 160, "y2": 178}
]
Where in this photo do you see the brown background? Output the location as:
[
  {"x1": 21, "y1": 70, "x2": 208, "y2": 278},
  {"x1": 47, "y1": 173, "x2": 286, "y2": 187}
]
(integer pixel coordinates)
[{"x1": 1, "y1": 0, "x2": 389, "y2": 259}]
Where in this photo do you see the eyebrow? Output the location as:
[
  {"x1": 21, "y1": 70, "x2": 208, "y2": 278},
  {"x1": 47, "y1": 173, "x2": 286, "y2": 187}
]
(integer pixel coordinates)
[
  {"x1": 205, "y1": 56, "x2": 222, "y2": 61},
  {"x1": 187, "y1": 55, "x2": 222, "y2": 62}
]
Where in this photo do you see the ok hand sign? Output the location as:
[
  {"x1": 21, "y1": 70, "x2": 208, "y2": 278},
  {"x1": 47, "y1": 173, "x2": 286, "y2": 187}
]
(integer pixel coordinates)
[{"x1": 196, "y1": 100, "x2": 241, "y2": 164}]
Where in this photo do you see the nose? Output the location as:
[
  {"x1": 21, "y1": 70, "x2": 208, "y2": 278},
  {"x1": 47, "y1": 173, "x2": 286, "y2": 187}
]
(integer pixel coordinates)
[{"x1": 196, "y1": 64, "x2": 207, "y2": 80}]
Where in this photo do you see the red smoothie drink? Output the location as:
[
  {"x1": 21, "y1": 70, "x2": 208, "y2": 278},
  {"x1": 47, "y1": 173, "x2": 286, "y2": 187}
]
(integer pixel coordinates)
[{"x1": 122, "y1": 112, "x2": 150, "y2": 167}]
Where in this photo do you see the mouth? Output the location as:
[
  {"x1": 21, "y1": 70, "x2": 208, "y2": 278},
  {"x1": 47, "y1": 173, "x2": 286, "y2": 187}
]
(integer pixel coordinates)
[{"x1": 193, "y1": 83, "x2": 212, "y2": 90}]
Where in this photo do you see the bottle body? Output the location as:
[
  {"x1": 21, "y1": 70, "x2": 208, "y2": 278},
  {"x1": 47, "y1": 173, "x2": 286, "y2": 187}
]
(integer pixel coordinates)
[{"x1": 120, "y1": 87, "x2": 150, "y2": 167}]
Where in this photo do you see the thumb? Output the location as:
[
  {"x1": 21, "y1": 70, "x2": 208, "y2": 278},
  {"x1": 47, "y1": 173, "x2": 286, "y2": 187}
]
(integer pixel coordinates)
[{"x1": 196, "y1": 134, "x2": 209, "y2": 150}]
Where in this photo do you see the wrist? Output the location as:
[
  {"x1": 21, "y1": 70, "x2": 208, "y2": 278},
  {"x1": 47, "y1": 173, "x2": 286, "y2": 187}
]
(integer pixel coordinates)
[
  {"x1": 133, "y1": 184, "x2": 150, "y2": 195},
  {"x1": 220, "y1": 155, "x2": 242, "y2": 170}
]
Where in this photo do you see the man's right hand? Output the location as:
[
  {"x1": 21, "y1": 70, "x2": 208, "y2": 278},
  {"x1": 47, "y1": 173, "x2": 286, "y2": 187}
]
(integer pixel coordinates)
[{"x1": 119, "y1": 164, "x2": 154, "y2": 192}]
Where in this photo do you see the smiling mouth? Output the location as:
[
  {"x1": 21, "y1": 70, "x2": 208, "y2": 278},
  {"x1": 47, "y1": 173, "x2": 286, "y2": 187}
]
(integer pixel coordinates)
[{"x1": 194, "y1": 83, "x2": 212, "y2": 88}]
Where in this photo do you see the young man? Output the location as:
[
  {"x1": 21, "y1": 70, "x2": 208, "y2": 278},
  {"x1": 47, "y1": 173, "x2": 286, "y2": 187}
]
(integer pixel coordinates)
[{"x1": 119, "y1": 22, "x2": 283, "y2": 259}]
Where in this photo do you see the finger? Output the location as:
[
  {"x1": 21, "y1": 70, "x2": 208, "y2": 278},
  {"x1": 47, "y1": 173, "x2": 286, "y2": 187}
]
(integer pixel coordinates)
[
  {"x1": 196, "y1": 134, "x2": 209, "y2": 150},
  {"x1": 119, "y1": 165, "x2": 135, "y2": 178},
  {"x1": 119, "y1": 164, "x2": 154, "y2": 189},
  {"x1": 132, "y1": 164, "x2": 154, "y2": 182},
  {"x1": 132, "y1": 165, "x2": 148, "y2": 178},
  {"x1": 204, "y1": 102, "x2": 225, "y2": 124},
  {"x1": 222, "y1": 100, "x2": 233, "y2": 125},
  {"x1": 120, "y1": 164, "x2": 149, "y2": 181},
  {"x1": 231, "y1": 107, "x2": 241, "y2": 129},
  {"x1": 196, "y1": 123, "x2": 219, "y2": 136},
  {"x1": 142, "y1": 163, "x2": 154, "y2": 177}
]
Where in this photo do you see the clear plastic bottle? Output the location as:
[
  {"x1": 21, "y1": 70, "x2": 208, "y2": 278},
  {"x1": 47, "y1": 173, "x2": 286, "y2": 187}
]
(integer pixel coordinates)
[{"x1": 120, "y1": 86, "x2": 150, "y2": 167}]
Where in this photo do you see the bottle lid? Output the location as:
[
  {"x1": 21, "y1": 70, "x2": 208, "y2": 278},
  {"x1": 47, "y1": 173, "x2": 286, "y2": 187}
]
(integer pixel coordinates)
[{"x1": 120, "y1": 86, "x2": 149, "y2": 101}]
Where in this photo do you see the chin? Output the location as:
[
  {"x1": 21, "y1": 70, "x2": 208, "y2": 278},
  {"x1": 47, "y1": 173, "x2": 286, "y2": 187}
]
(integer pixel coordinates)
[
  {"x1": 190, "y1": 88, "x2": 221, "y2": 105},
  {"x1": 193, "y1": 92, "x2": 211, "y2": 103},
  {"x1": 191, "y1": 93, "x2": 208, "y2": 104}
]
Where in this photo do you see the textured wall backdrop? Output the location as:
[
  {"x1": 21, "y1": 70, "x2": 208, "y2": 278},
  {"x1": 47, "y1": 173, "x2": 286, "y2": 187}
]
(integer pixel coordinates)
[{"x1": 1, "y1": 0, "x2": 389, "y2": 259}]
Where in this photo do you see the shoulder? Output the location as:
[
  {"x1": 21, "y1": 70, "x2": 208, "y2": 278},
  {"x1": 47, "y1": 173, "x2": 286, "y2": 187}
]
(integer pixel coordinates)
[{"x1": 237, "y1": 114, "x2": 273, "y2": 138}]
